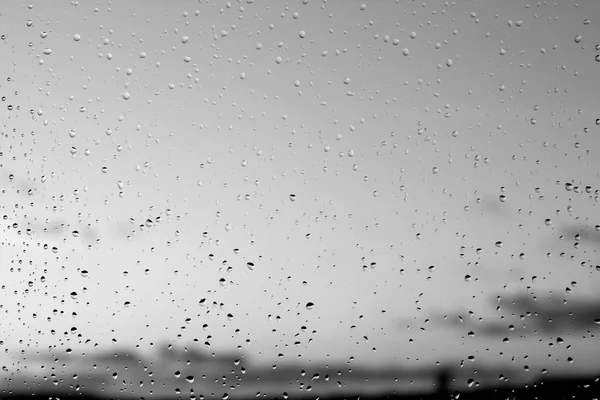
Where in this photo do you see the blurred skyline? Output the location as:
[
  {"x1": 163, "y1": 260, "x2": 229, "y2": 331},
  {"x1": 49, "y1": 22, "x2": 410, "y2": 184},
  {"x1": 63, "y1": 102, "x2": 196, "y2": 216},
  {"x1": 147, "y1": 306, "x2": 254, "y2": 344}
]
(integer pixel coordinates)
[{"x1": 1, "y1": 0, "x2": 600, "y2": 379}]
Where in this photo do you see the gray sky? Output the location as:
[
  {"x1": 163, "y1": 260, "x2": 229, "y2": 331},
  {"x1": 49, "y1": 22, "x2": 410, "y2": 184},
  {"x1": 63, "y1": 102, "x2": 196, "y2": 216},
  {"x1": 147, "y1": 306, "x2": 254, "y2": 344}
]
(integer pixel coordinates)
[{"x1": 1, "y1": 0, "x2": 600, "y2": 377}]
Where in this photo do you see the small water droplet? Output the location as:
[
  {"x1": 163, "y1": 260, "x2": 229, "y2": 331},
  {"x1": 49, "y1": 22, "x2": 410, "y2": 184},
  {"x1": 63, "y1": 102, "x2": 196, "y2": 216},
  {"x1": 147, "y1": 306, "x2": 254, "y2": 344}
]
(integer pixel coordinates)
[
  {"x1": 306, "y1": 302, "x2": 314, "y2": 310},
  {"x1": 181, "y1": 36, "x2": 189, "y2": 44},
  {"x1": 298, "y1": 30, "x2": 306, "y2": 38},
  {"x1": 122, "y1": 92, "x2": 130, "y2": 100},
  {"x1": 73, "y1": 33, "x2": 81, "y2": 41}
]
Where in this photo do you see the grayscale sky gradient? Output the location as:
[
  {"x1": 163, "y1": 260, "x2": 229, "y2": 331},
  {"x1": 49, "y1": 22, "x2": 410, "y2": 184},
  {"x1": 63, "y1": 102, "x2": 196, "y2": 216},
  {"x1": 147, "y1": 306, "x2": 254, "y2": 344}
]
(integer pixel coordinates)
[{"x1": 1, "y1": 0, "x2": 600, "y2": 377}]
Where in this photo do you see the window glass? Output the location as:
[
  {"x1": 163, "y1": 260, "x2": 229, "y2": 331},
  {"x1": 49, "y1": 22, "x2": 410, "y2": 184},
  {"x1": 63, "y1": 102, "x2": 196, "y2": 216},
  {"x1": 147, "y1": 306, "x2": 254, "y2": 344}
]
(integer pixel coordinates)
[{"x1": 1, "y1": 1, "x2": 599, "y2": 398}]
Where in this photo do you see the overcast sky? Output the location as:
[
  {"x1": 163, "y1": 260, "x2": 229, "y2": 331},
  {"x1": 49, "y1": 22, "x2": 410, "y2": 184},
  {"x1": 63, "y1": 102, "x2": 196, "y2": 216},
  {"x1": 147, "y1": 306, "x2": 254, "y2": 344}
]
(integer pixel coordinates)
[{"x1": 1, "y1": 0, "x2": 600, "y2": 377}]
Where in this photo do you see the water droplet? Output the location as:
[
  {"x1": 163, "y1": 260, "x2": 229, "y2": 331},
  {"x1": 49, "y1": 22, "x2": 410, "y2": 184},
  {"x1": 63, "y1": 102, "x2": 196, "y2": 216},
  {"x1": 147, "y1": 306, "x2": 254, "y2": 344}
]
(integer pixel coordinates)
[
  {"x1": 464, "y1": 275, "x2": 472, "y2": 282},
  {"x1": 122, "y1": 92, "x2": 130, "y2": 100},
  {"x1": 410, "y1": 31, "x2": 417, "y2": 39},
  {"x1": 101, "y1": 166, "x2": 108, "y2": 173},
  {"x1": 446, "y1": 58, "x2": 453, "y2": 67},
  {"x1": 240, "y1": 160, "x2": 247, "y2": 167},
  {"x1": 246, "y1": 262, "x2": 255, "y2": 271},
  {"x1": 256, "y1": 42, "x2": 263, "y2": 50},
  {"x1": 360, "y1": 4, "x2": 366, "y2": 10},
  {"x1": 306, "y1": 302, "x2": 314, "y2": 310},
  {"x1": 69, "y1": 129, "x2": 76, "y2": 138},
  {"x1": 70, "y1": 292, "x2": 78, "y2": 299},
  {"x1": 432, "y1": 167, "x2": 439, "y2": 174},
  {"x1": 181, "y1": 36, "x2": 189, "y2": 44},
  {"x1": 43, "y1": 48, "x2": 52, "y2": 55},
  {"x1": 545, "y1": 218, "x2": 552, "y2": 226},
  {"x1": 185, "y1": 376, "x2": 194, "y2": 383},
  {"x1": 343, "y1": 77, "x2": 351, "y2": 85},
  {"x1": 139, "y1": 51, "x2": 147, "y2": 58},
  {"x1": 583, "y1": 19, "x2": 591, "y2": 25},
  {"x1": 575, "y1": 34, "x2": 582, "y2": 43},
  {"x1": 224, "y1": 223, "x2": 232, "y2": 232},
  {"x1": 402, "y1": 48, "x2": 409, "y2": 56},
  {"x1": 73, "y1": 33, "x2": 81, "y2": 41},
  {"x1": 289, "y1": 194, "x2": 297, "y2": 201},
  {"x1": 499, "y1": 195, "x2": 506, "y2": 202},
  {"x1": 298, "y1": 30, "x2": 306, "y2": 38}
]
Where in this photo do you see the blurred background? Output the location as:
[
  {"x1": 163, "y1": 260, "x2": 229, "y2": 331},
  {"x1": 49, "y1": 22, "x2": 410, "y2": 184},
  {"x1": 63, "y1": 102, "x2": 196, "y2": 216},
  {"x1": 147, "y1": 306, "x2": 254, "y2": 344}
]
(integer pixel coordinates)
[{"x1": 1, "y1": 0, "x2": 600, "y2": 398}]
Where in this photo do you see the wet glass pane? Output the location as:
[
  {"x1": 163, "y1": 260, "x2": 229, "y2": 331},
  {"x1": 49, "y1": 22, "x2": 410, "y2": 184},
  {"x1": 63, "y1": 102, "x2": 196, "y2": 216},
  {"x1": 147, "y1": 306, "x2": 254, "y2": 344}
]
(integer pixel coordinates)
[{"x1": 1, "y1": 1, "x2": 600, "y2": 399}]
